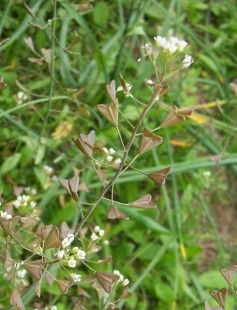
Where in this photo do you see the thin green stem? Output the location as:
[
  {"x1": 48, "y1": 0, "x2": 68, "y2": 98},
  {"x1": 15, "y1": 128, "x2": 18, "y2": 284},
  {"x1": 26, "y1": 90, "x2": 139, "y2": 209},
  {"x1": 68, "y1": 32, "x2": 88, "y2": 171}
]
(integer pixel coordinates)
[{"x1": 41, "y1": 0, "x2": 57, "y2": 135}]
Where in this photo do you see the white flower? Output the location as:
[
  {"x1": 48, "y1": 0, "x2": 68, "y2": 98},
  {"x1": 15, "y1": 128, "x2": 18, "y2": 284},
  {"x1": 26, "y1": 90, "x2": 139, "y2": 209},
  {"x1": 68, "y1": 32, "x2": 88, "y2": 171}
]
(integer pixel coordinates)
[
  {"x1": 94, "y1": 226, "x2": 100, "y2": 232},
  {"x1": 98, "y1": 229, "x2": 105, "y2": 237},
  {"x1": 30, "y1": 201, "x2": 36, "y2": 208},
  {"x1": 71, "y1": 273, "x2": 82, "y2": 283},
  {"x1": 122, "y1": 278, "x2": 130, "y2": 286},
  {"x1": 154, "y1": 36, "x2": 167, "y2": 48},
  {"x1": 103, "y1": 240, "x2": 109, "y2": 245},
  {"x1": 43, "y1": 165, "x2": 54, "y2": 175},
  {"x1": 106, "y1": 155, "x2": 113, "y2": 162},
  {"x1": 203, "y1": 171, "x2": 211, "y2": 179},
  {"x1": 77, "y1": 249, "x2": 86, "y2": 260},
  {"x1": 56, "y1": 250, "x2": 65, "y2": 259},
  {"x1": 142, "y1": 42, "x2": 153, "y2": 56},
  {"x1": 0, "y1": 211, "x2": 12, "y2": 219},
  {"x1": 154, "y1": 36, "x2": 188, "y2": 55},
  {"x1": 62, "y1": 233, "x2": 74, "y2": 248},
  {"x1": 178, "y1": 39, "x2": 188, "y2": 51},
  {"x1": 182, "y1": 54, "x2": 194, "y2": 68},
  {"x1": 17, "y1": 268, "x2": 27, "y2": 278},
  {"x1": 13, "y1": 195, "x2": 30, "y2": 208},
  {"x1": 16, "y1": 91, "x2": 28, "y2": 104},
  {"x1": 68, "y1": 258, "x2": 77, "y2": 268},
  {"x1": 113, "y1": 270, "x2": 124, "y2": 282},
  {"x1": 51, "y1": 306, "x2": 57, "y2": 310},
  {"x1": 91, "y1": 232, "x2": 99, "y2": 241},
  {"x1": 109, "y1": 148, "x2": 116, "y2": 155}
]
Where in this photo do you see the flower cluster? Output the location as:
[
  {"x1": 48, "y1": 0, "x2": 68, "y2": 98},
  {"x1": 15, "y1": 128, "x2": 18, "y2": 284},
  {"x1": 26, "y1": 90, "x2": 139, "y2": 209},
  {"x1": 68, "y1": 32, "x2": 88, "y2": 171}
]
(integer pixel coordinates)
[
  {"x1": 143, "y1": 35, "x2": 194, "y2": 69},
  {"x1": 102, "y1": 147, "x2": 122, "y2": 167},
  {"x1": 113, "y1": 270, "x2": 129, "y2": 286},
  {"x1": 56, "y1": 233, "x2": 86, "y2": 269},
  {"x1": 15, "y1": 91, "x2": 28, "y2": 105},
  {"x1": 13, "y1": 195, "x2": 36, "y2": 209},
  {"x1": 91, "y1": 225, "x2": 105, "y2": 241},
  {"x1": 154, "y1": 36, "x2": 188, "y2": 54},
  {"x1": 0, "y1": 210, "x2": 12, "y2": 219}
]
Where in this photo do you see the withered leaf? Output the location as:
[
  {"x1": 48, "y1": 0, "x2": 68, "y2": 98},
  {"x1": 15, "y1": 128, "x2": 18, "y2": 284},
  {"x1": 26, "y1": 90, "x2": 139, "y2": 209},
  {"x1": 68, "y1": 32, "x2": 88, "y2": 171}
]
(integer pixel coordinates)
[
  {"x1": 23, "y1": 260, "x2": 43, "y2": 280},
  {"x1": 95, "y1": 272, "x2": 119, "y2": 294},
  {"x1": 138, "y1": 128, "x2": 163, "y2": 154},
  {"x1": 97, "y1": 101, "x2": 118, "y2": 126},
  {"x1": 10, "y1": 288, "x2": 25, "y2": 310},
  {"x1": 220, "y1": 265, "x2": 237, "y2": 286},
  {"x1": 77, "y1": 3, "x2": 93, "y2": 12},
  {"x1": 148, "y1": 167, "x2": 171, "y2": 185},
  {"x1": 209, "y1": 288, "x2": 228, "y2": 308},
  {"x1": 24, "y1": 37, "x2": 36, "y2": 53},
  {"x1": 60, "y1": 175, "x2": 80, "y2": 202},
  {"x1": 107, "y1": 205, "x2": 129, "y2": 220},
  {"x1": 28, "y1": 57, "x2": 43, "y2": 65},
  {"x1": 72, "y1": 130, "x2": 95, "y2": 158},
  {"x1": 41, "y1": 48, "x2": 52, "y2": 64},
  {"x1": 57, "y1": 280, "x2": 73, "y2": 294},
  {"x1": 0, "y1": 38, "x2": 9, "y2": 46},
  {"x1": 0, "y1": 75, "x2": 7, "y2": 90},
  {"x1": 44, "y1": 226, "x2": 61, "y2": 249},
  {"x1": 130, "y1": 194, "x2": 157, "y2": 209}
]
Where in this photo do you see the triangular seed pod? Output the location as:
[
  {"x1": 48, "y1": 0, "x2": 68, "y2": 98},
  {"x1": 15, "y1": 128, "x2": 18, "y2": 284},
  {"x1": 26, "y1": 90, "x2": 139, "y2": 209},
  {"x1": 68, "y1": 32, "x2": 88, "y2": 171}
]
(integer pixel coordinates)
[
  {"x1": 148, "y1": 167, "x2": 172, "y2": 185},
  {"x1": 44, "y1": 226, "x2": 62, "y2": 249},
  {"x1": 220, "y1": 265, "x2": 237, "y2": 286},
  {"x1": 106, "y1": 80, "x2": 117, "y2": 104},
  {"x1": 57, "y1": 280, "x2": 73, "y2": 294},
  {"x1": 138, "y1": 128, "x2": 163, "y2": 154},
  {"x1": 209, "y1": 288, "x2": 228, "y2": 308},
  {"x1": 23, "y1": 260, "x2": 43, "y2": 280},
  {"x1": 107, "y1": 205, "x2": 129, "y2": 220},
  {"x1": 10, "y1": 288, "x2": 25, "y2": 310},
  {"x1": 160, "y1": 110, "x2": 185, "y2": 128},
  {"x1": 72, "y1": 130, "x2": 95, "y2": 158},
  {"x1": 130, "y1": 194, "x2": 157, "y2": 209},
  {"x1": 95, "y1": 272, "x2": 119, "y2": 294},
  {"x1": 97, "y1": 101, "x2": 118, "y2": 126}
]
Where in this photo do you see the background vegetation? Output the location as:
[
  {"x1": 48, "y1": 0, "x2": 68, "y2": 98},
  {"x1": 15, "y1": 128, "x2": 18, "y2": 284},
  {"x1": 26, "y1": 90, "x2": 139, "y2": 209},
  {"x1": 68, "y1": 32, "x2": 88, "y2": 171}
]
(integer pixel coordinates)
[{"x1": 0, "y1": 0, "x2": 237, "y2": 309}]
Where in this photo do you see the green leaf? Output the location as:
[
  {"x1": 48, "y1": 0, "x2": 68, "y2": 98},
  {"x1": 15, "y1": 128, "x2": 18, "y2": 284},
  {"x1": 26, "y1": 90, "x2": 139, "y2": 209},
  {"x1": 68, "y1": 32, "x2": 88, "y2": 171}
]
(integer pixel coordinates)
[
  {"x1": 1, "y1": 153, "x2": 21, "y2": 175},
  {"x1": 35, "y1": 144, "x2": 46, "y2": 165},
  {"x1": 92, "y1": 2, "x2": 109, "y2": 28}
]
